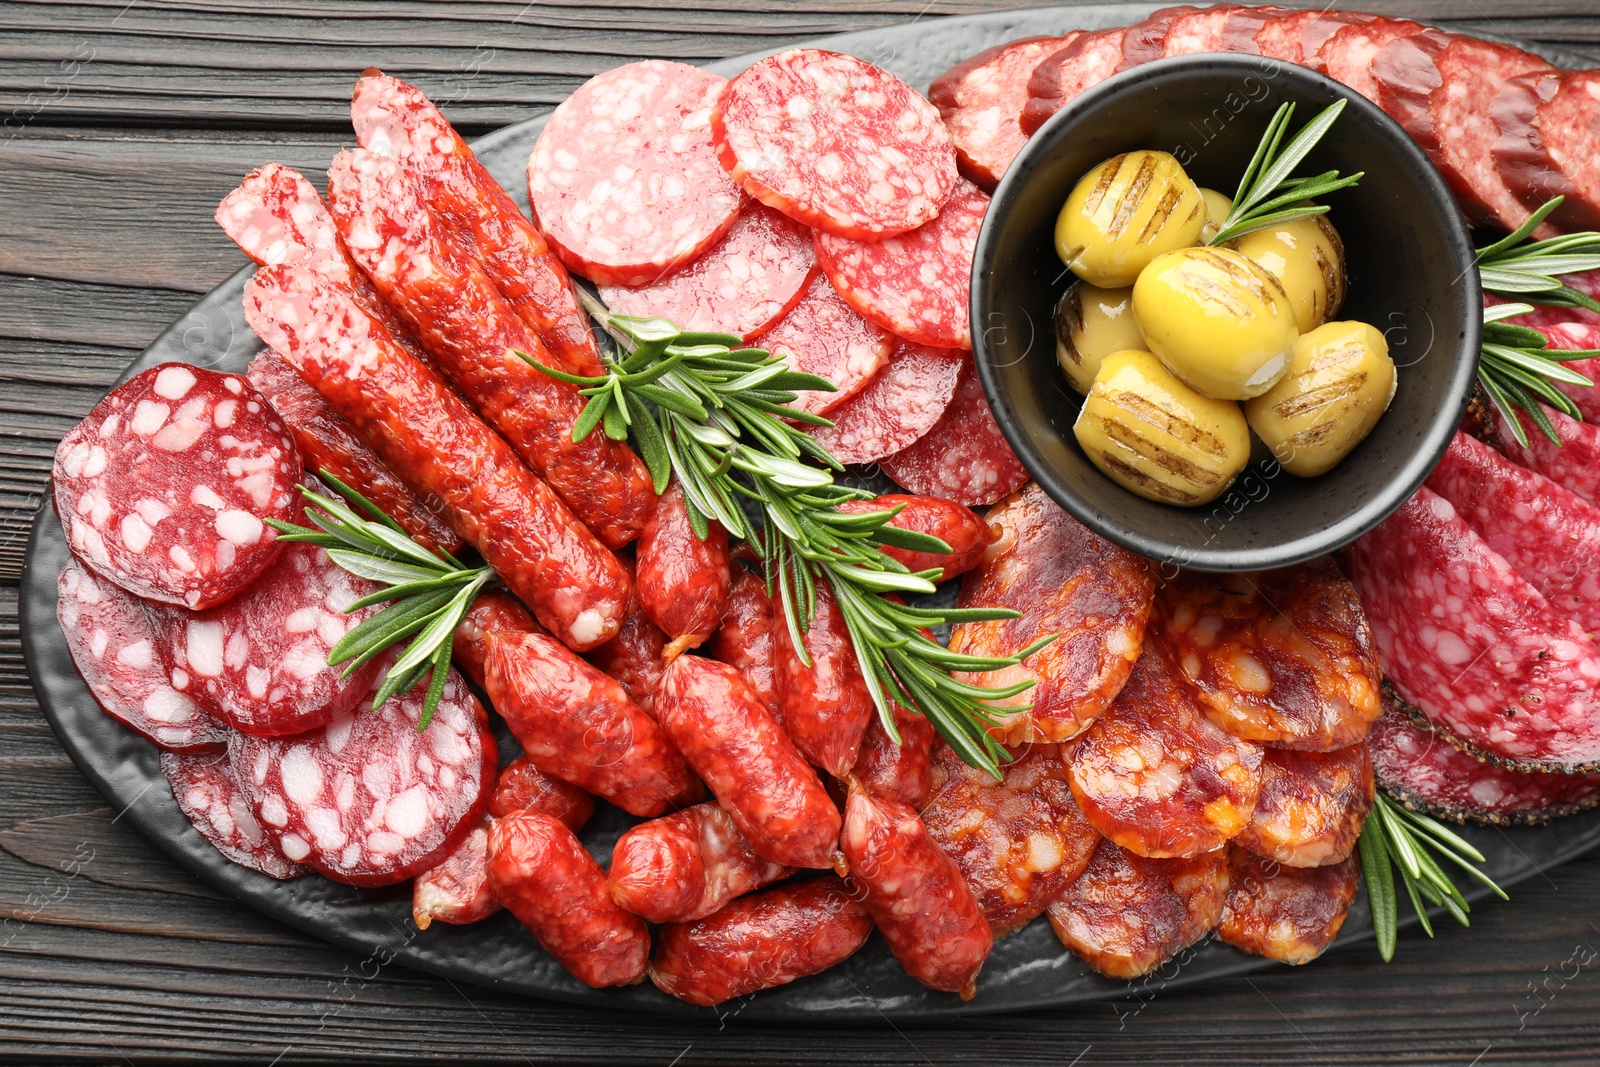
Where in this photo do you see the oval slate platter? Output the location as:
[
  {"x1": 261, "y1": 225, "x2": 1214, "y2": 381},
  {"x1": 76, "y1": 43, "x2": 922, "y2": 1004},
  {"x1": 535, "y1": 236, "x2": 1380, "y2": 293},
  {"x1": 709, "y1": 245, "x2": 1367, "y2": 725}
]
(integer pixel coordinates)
[{"x1": 21, "y1": 2, "x2": 1600, "y2": 1021}]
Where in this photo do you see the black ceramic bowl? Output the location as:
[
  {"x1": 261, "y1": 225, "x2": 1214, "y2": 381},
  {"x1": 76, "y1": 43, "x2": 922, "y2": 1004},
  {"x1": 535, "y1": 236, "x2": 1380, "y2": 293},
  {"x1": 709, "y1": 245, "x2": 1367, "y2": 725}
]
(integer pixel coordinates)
[{"x1": 972, "y1": 54, "x2": 1481, "y2": 571}]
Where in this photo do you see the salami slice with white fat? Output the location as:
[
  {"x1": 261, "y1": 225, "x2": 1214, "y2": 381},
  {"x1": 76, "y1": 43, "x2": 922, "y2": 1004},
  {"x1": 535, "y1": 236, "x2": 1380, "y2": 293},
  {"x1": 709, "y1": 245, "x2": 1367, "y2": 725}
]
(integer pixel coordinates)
[
  {"x1": 1339, "y1": 486, "x2": 1600, "y2": 772},
  {"x1": 1021, "y1": 29, "x2": 1127, "y2": 136},
  {"x1": 1494, "y1": 70, "x2": 1600, "y2": 234},
  {"x1": 160, "y1": 749, "x2": 306, "y2": 879},
  {"x1": 600, "y1": 202, "x2": 815, "y2": 340},
  {"x1": 159, "y1": 531, "x2": 383, "y2": 738},
  {"x1": 711, "y1": 48, "x2": 959, "y2": 241},
  {"x1": 1253, "y1": 10, "x2": 1369, "y2": 66},
  {"x1": 814, "y1": 180, "x2": 987, "y2": 350},
  {"x1": 1162, "y1": 4, "x2": 1273, "y2": 57},
  {"x1": 1318, "y1": 18, "x2": 1429, "y2": 103},
  {"x1": 1492, "y1": 401, "x2": 1600, "y2": 508},
  {"x1": 751, "y1": 271, "x2": 892, "y2": 417},
  {"x1": 1520, "y1": 318, "x2": 1600, "y2": 422},
  {"x1": 231, "y1": 665, "x2": 495, "y2": 886},
  {"x1": 57, "y1": 559, "x2": 225, "y2": 752},
  {"x1": 807, "y1": 340, "x2": 964, "y2": 465},
  {"x1": 53, "y1": 364, "x2": 302, "y2": 609},
  {"x1": 879, "y1": 359, "x2": 1028, "y2": 506},
  {"x1": 528, "y1": 60, "x2": 744, "y2": 286}
]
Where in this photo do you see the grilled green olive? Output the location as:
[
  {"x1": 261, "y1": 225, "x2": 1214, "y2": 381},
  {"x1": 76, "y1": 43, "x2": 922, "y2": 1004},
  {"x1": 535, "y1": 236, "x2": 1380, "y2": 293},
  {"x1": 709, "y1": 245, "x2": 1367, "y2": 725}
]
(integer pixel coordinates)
[
  {"x1": 1074, "y1": 349, "x2": 1252, "y2": 506},
  {"x1": 1227, "y1": 214, "x2": 1346, "y2": 333},
  {"x1": 1199, "y1": 187, "x2": 1233, "y2": 243},
  {"x1": 1056, "y1": 282, "x2": 1145, "y2": 394},
  {"x1": 1245, "y1": 320, "x2": 1396, "y2": 478},
  {"x1": 1055, "y1": 151, "x2": 1207, "y2": 287},
  {"x1": 1132, "y1": 247, "x2": 1299, "y2": 401}
]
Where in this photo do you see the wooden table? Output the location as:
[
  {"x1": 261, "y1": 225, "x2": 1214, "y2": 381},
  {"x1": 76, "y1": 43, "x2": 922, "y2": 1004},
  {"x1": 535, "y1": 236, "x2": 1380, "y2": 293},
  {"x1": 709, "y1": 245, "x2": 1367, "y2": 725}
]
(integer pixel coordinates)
[{"x1": 5, "y1": 2, "x2": 1600, "y2": 1061}]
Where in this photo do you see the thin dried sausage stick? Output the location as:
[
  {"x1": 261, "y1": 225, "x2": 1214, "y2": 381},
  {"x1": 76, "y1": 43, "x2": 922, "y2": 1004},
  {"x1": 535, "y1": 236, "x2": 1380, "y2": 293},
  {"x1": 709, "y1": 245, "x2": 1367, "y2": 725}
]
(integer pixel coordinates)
[
  {"x1": 413, "y1": 814, "x2": 500, "y2": 929},
  {"x1": 706, "y1": 558, "x2": 781, "y2": 716},
  {"x1": 636, "y1": 481, "x2": 731, "y2": 658},
  {"x1": 1217, "y1": 846, "x2": 1359, "y2": 965},
  {"x1": 771, "y1": 577, "x2": 875, "y2": 778},
  {"x1": 450, "y1": 590, "x2": 548, "y2": 688},
  {"x1": 488, "y1": 811, "x2": 650, "y2": 988},
  {"x1": 243, "y1": 262, "x2": 631, "y2": 651},
  {"x1": 608, "y1": 802, "x2": 793, "y2": 923},
  {"x1": 487, "y1": 755, "x2": 595, "y2": 830},
  {"x1": 325, "y1": 148, "x2": 653, "y2": 550},
  {"x1": 585, "y1": 558, "x2": 669, "y2": 716},
  {"x1": 849, "y1": 696, "x2": 936, "y2": 810}
]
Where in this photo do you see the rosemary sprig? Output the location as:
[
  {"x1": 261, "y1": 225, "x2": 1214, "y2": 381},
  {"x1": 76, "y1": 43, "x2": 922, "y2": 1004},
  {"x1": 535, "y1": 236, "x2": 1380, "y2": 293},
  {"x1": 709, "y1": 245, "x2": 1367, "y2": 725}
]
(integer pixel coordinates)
[
  {"x1": 264, "y1": 474, "x2": 492, "y2": 730},
  {"x1": 523, "y1": 304, "x2": 1053, "y2": 778},
  {"x1": 1358, "y1": 792, "x2": 1508, "y2": 961},
  {"x1": 1477, "y1": 196, "x2": 1600, "y2": 312},
  {"x1": 1207, "y1": 99, "x2": 1363, "y2": 247}
]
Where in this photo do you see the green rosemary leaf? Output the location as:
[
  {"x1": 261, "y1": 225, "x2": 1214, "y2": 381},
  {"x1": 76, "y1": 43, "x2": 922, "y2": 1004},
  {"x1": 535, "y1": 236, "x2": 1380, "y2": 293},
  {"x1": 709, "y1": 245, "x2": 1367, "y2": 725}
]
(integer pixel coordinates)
[{"x1": 1359, "y1": 812, "x2": 1398, "y2": 962}]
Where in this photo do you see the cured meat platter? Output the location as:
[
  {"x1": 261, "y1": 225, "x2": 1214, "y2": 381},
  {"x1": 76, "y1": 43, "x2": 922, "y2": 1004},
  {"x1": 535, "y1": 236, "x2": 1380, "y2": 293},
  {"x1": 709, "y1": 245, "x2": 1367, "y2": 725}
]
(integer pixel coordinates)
[{"x1": 21, "y1": 3, "x2": 1600, "y2": 1020}]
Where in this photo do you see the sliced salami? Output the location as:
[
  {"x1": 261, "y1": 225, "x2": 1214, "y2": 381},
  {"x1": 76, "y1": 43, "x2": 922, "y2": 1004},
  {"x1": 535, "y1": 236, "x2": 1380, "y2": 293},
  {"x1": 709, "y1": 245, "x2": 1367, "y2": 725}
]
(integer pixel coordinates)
[
  {"x1": 412, "y1": 814, "x2": 500, "y2": 929},
  {"x1": 53, "y1": 364, "x2": 301, "y2": 609},
  {"x1": 231, "y1": 665, "x2": 495, "y2": 886},
  {"x1": 158, "y1": 534, "x2": 381, "y2": 738},
  {"x1": 160, "y1": 749, "x2": 306, "y2": 880},
  {"x1": 751, "y1": 271, "x2": 892, "y2": 417},
  {"x1": 1493, "y1": 402, "x2": 1600, "y2": 508},
  {"x1": 1371, "y1": 30, "x2": 1450, "y2": 162},
  {"x1": 1526, "y1": 318, "x2": 1600, "y2": 422},
  {"x1": 1339, "y1": 486, "x2": 1600, "y2": 772},
  {"x1": 1161, "y1": 4, "x2": 1272, "y2": 57},
  {"x1": 1253, "y1": 10, "x2": 1369, "y2": 66},
  {"x1": 814, "y1": 180, "x2": 987, "y2": 350},
  {"x1": 835, "y1": 493, "x2": 995, "y2": 584},
  {"x1": 528, "y1": 60, "x2": 743, "y2": 287},
  {"x1": 1428, "y1": 431, "x2": 1600, "y2": 635},
  {"x1": 807, "y1": 340, "x2": 963, "y2": 465},
  {"x1": 878, "y1": 360, "x2": 1028, "y2": 506},
  {"x1": 1217, "y1": 847, "x2": 1358, "y2": 965},
  {"x1": 1493, "y1": 70, "x2": 1600, "y2": 233},
  {"x1": 928, "y1": 34, "x2": 1078, "y2": 192},
  {"x1": 711, "y1": 48, "x2": 959, "y2": 241},
  {"x1": 1068, "y1": 635, "x2": 1265, "y2": 859},
  {"x1": 1117, "y1": 6, "x2": 1194, "y2": 70},
  {"x1": 1233, "y1": 746, "x2": 1372, "y2": 868},
  {"x1": 1372, "y1": 693, "x2": 1600, "y2": 825},
  {"x1": 58, "y1": 559, "x2": 225, "y2": 752},
  {"x1": 600, "y1": 202, "x2": 815, "y2": 341},
  {"x1": 1153, "y1": 559, "x2": 1383, "y2": 751},
  {"x1": 1021, "y1": 28, "x2": 1127, "y2": 136},
  {"x1": 1317, "y1": 17, "x2": 1429, "y2": 103}
]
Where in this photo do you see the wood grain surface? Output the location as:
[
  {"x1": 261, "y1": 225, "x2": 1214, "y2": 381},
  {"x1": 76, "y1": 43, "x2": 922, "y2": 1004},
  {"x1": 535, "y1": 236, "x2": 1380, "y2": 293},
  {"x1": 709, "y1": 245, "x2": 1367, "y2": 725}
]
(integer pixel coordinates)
[{"x1": 5, "y1": 2, "x2": 1600, "y2": 1062}]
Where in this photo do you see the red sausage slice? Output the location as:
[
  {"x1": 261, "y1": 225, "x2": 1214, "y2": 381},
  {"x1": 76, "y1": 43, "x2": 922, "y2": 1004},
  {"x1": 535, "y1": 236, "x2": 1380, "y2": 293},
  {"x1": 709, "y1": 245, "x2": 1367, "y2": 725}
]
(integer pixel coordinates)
[
  {"x1": 1117, "y1": 6, "x2": 1193, "y2": 70},
  {"x1": 636, "y1": 481, "x2": 732, "y2": 657},
  {"x1": 487, "y1": 755, "x2": 595, "y2": 830},
  {"x1": 713, "y1": 48, "x2": 958, "y2": 241},
  {"x1": 1252, "y1": 10, "x2": 1368, "y2": 66},
  {"x1": 160, "y1": 749, "x2": 306, "y2": 879},
  {"x1": 836, "y1": 493, "x2": 994, "y2": 584},
  {"x1": 751, "y1": 271, "x2": 893, "y2": 418},
  {"x1": 528, "y1": 60, "x2": 744, "y2": 287},
  {"x1": 1494, "y1": 70, "x2": 1600, "y2": 233},
  {"x1": 58, "y1": 559, "x2": 225, "y2": 753},
  {"x1": 53, "y1": 364, "x2": 301, "y2": 609},
  {"x1": 231, "y1": 665, "x2": 495, "y2": 886},
  {"x1": 1492, "y1": 401, "x2": 1600, "y2": 509},
  {"x1": 878, "y1": 361, "x2": 1029, "y2": 507},
  {"x1": 771, "y1": 576, "x2": 876, "y2": 778},
  {"x1": 607, "y1": 802, "x2": 793, "y2": 924},
  {"x1": 1217, "y1": 846, "x2": 1359, "y2": 965},
  {"x1": 1021, "y1": 28, "x2": 1127, "y2": 136},
  {"x1": 412, "y1": 814, "x2": 500, "y2": 929},
  {"x1": 1234, "y1": 745, "x2": 1372, "y2": 868},
  {"x1": 807, "y1": 341, "x2": 964, "y2": 465},
  {"x1": 600, "y1": 202, "x2": 816, "y2": 340},
  {"x1": 1317, "y1": 18, "x2": 1428, "y2": 104}
]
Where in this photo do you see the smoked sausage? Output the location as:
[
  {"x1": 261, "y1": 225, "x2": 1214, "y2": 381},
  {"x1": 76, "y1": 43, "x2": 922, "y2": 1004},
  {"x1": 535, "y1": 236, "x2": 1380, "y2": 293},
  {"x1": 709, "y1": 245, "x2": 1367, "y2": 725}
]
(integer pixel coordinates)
[
  {"x1": 487, "y1": 755, "x2": 594, "y2": 831},
  {"x1": 412, "y1": 814, "x2": 500, "y2": 929},
  {"x1": 771, "y1": 576, "x2": 875, "y2": 777},
  {"x1": 451, "y1": 590, "x2": 548, "y2": 688},
  {"x1": 608, "y1": 802, "x2": 793, "y2": 923},
  {"x1": 584, "y1": 558, "x2": 669, "y2": 714},
  {"x1": 705, "y1": 560, "x2": 781, "y2": 715},
  {"x1": 636, "y1": 480, "x2": 732, "y2": 657}
]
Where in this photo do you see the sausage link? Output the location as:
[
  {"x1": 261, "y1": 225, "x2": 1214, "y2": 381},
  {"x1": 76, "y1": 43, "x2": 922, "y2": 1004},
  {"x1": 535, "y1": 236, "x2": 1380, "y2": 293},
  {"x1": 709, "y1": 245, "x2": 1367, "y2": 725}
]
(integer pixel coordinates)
[
  {"x1": 648, "y1": 877, "x2": 873, "y2": 1006},
  {"x1": 412, "y1": 813, "x2": 500, "y2": 930},
  {"x1": 608, "y1": 802, "x2": 793, "y2": 923},
  {"x1": 841, "y1": 781, "x2": 992, "y2": 997},
  {"x1": 656, "y1": 655, "x2": 841, "y2": 869},
  {"x1": 585, "y1": 558, "x2": 669, "y2": 715},
  {"x1": 242, "y1": 264, "x2": 631, "y2": 650},
  {"x1": 772, "y1": 577, "x2": 875, "y2": 777},
  {"x1": 350, "y1": 70, "x2": 605, "y2": 378},
  {"x1": 637, "y1": 481, "x2": 732, "y2": 656},
  {"x1": 451, "y1": 590, "x2": 548, "y2": 687},
  {"x1": 325, "y1": 148, "x2": 653, "y2": 550},
  {"x1": 849, "y1": 697, "x2": 936, "y2": 809},
  {"x1": 488, "y1": 755, "x2": 595, "y2": 830},
  {"x1": 836, "y1": 494, "x2": 995, "y2": 583},
  {"x1": 484, "y1": 632, "x2": 702, "y2": 817},
  {"x1": 706, "y1": 561, "x2": 781, "y2": 715},
  {"x1": 487, "y1": 811, "x2": 650, "y2": 988}
]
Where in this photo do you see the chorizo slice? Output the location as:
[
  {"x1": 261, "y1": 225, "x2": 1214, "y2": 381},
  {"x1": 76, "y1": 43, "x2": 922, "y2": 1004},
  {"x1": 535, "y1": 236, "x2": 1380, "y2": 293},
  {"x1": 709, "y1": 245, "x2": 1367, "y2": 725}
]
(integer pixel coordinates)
[
  {"x1": 835, "y1": 493, "x2": 995, "y2": 584},
  {"x1": 1068, "y1": 635, "x2": 1264, "y2": 859},
  {"x1": 636, "y1": 481, "x2": 732, "y2": 657},
  {"x1": 771, "y1": 576, "x2": 875, "y2": 778},
  {"x1": 584, "y1": 559, "x2": 670, "y2": 716},
  {"x1": 648, "y1": 877, "x2": 873, "y2": 1007},
  {"x1": 920, "y1": 741, "x2": 1100, "y2": 937},
  {"x1": 1235, "y1": 745, "x2": 1373, "y2": 868},
  {"x1": 607, "y1": 802, "x2": 793, "y2": 924},
  {"x1": 487, "y1": 755, "x2": 594, "y2": 831},
  {"x1": 1154, "y1": 558, "x2": 1382, "y2": 751},
  {"x1": 842, "y1": 780, "x2": 992, "y2": 997},
  {"x1": 487, "y1": 811, "x2": 650, "y2": 988},
  {"x1": 656, "y1": 655, "x2": 841, "y2": 870},
  {"x1": 1047, "y1": 839, "x2": 1229, "y2": 980},
  {"x1": 950, "y1": 482, "x2": 1154, "y2": 744},
  {"x1": 413, "y1": 814, "x2": 500, "y2": 929},
  {"x1": 1217, "y1": 846, "x2": 1359, "y2": 965},
  {"x1": 451, "y1": 590, "x2": 547, "y2": 689},
  {"x1": 705, "y1": 560, "x2": 780, "y2": 716}
]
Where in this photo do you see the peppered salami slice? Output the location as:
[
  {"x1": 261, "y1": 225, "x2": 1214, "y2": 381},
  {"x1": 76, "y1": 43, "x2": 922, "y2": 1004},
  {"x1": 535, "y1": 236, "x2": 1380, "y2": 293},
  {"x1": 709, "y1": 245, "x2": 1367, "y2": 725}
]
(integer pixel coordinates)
[
  {"x1": 160, "y1": 749, "x2": 306, "y2": 879},
  {"x1": 1217, "y1": 847, "x2": 1358, "y2": 965},
  {"x1": 878, "y1": 360, "x2": 1028, "y2": 506},
  {"x1": 711, "y1": 48, "x2": 959, "y2": 241},
  {"x1": 1021, "y1": 29, "x2": 1127, "y2": 136},
  {"x1": 1371, "y1": 693, "x2": 1600, "y2": 825},
  {"x1": 58, "y1": 559, "x2": 225, "y2": 752},
  {"x1": 53, "y1": 364, "x2": 301, "y2": 609},
  {"x1": 815, "y1": 180, "x2": 987, "y2": 350},
  {"x1": 806, "y1": 341, "x2": 964, "y2": 465},
  {"x1": 231, "y1": 665, "x2": 495, "y2": 886},
  {"x1": 1339, "y1": 486, "x2": 1600, "y2": 772},
  {"x1": 928, "y1": 34, "x2": 1079, "y2": 192},
  {"x1": 751, "y1": 271, "x2": 892, "y2": 417},
  {"x1": 1234, "y1": 746, "x2": 1372, "y2": 868},
  {"x1": 528, "y1": 60, "x2": 743, "y2": 286},
  {"x1": 600, "y1": 202, "x2": 815, "y2": 340},
  {"x1": 1252, "y1": 10, "x2": 1368, "y2": 66},
  {"x1": 1428, "y1": 432, "x2": 1600, "y2": 635},
  {"x1": 1318, "y1": 18, "x2": 1429, "y2": 103},
  {"x1": 1493, "y1": 70, "x2": 1600, "y2": 233},
  {"x1": 1492, "y1": 401, "x2": 1600, "y2": 508},
  {"x1": 160, "y1": 533, "x2": 383, "y2": 738}
]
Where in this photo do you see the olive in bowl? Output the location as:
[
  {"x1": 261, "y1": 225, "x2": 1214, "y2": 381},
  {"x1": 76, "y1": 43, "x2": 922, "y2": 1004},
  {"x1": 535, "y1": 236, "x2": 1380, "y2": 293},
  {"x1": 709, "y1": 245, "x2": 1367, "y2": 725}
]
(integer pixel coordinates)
[{"x1": 971, "y1": 54, "x2": 1480, "y2": 571}]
